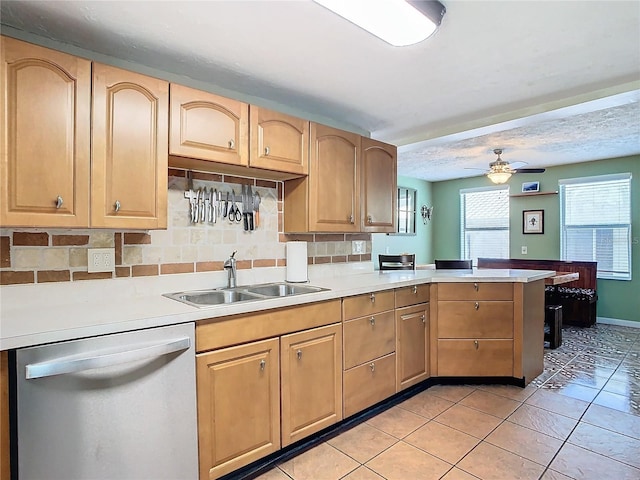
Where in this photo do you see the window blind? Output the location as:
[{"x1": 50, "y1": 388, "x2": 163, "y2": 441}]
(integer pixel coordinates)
[
  {"x1": 460, "y1": 186, "x2": 510, "y2": 264},
  {"x1": 560, "y1": 173, "x2": 632, "y2": 280}
]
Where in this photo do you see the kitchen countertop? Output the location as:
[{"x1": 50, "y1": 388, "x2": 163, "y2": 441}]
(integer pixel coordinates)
[{"x1": 0, "y1": 265, "x2": 554, "y2": 350}]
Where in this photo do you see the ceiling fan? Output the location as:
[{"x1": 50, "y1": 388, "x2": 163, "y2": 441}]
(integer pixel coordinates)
[{"x1": 476, "y1": 149, "x2": 546, "y2": 184}]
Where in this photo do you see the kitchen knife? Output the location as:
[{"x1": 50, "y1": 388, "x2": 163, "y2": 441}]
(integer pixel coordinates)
[
  {"x1": 254, "y1": 191, "x2": 261, "y2": 228},
  {"x1": 242, "y1": 184, "x2": 249, "y2": 231},
  {"x1": 193, "y1": 189, "x2": 200, "y2": 223},
  {"x1": 204, "y1": 188, "x2": 211, "y2": 223},
  {"x1": 200, "y1": 188, "x2": 206, "y2": 223},
  {"x1": 185, "y1": 189, "x2": 196, "y2": 224},
  {"x1": 223, "y1": 191, "x2": 229, "y2": 218},
  {"x1": 247, "y1": 185, "x2": 254, "y2": 231},
  {"x1": 214, "y1": 188, "x2": 219, "y2": 223}
]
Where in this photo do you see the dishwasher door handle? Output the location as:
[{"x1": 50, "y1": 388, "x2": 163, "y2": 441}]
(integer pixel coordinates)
[{"x1": 25, "y1": 337, "x2": 191, "y2": 379}]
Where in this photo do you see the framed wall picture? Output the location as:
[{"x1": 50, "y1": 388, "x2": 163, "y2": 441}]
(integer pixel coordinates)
[
  {"x1": 523, "y1": 209, "x2": 544, "y2": 234},
  {"x1": 522, "y1": 181, "x2": 540, "y2": 193}
]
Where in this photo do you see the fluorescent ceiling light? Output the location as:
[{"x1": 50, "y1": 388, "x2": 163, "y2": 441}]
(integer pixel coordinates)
[{"x1": 314, "y1": 0, "x2": 446, "y2": 47}]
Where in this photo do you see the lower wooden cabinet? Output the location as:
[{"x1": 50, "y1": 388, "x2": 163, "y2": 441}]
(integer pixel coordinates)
[
  {"x1": 196, "y1": 338, "x2": 280, "y2": 480},
  {"x1": 396, "y1": 303, "x2": 430, "y2": 391},
  {"x1": 434, "y1": 281, "x2": 519, "y2": 379},
  {"x1": 196, "y1": 321, "x2": 342, "y2": 479},
  {"x1": 343, "y1": 353, "x2": 396, "y2": 417},
  {"x1": 281, "y1": 324, "x2": 342, "y2": 447}
]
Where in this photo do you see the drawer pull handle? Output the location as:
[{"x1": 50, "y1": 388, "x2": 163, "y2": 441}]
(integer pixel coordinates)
[
  {"x1": 370, "y1": 363, "x2": 375, "y2": 372},
  {"x1": 474, "y1": 340, "x2": 479, "y2": 350},
  {"x1": 370, "y1": 316, "x2": 375, "y2": 326},
  {"x1": 260, "y1": 359, "x2": 266, "y2": 370},
  {"x1": 114, "y1": 200, "x2": 121, "y2": 212},
  {"x1": 474, "y1": 283, "x2": 479, "y2": 291},
  {"x1": 55, "y1": 195, "x2": 63, "y2": 209},
  {"x1": 413, "y1": 285, "x2": 418, "y2": 294},
  {"x1": 370, "y1": 293, "x2": 375, "y2": 303},
  {"x1": 264, "y1": 146, "x2": 270, "y2": 155},
  {"x1": 474, "y1": 302, "x2": 479, "y2": 310},
  {"x1": 228, "y1": 139, "x2": 235, "y2": 149},
  {"x1": 297, "y1": 349, "x2": 302, "y2": 360},
  {"x1": 421, "y1": 314, "x2": 426, "y2": 324}
]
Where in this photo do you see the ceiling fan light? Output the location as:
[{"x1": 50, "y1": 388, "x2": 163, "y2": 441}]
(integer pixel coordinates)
[
  {"x1": 313, "y1": 0, "x2": 445, "y2": 47},
  {"x1": 487, "y1": 172, "x2": 512, "y2": 184}
]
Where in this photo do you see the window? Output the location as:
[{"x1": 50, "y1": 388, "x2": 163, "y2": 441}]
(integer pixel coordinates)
[
  {"x1": 460, "y1": 186, "x2": 510, "y2": 264},
  {"x1": 560, "y1": 173, "x2": 632, "y2": 280},
  {"x1": 396, "y1": 187, "x2": 416, "y2": 235}
]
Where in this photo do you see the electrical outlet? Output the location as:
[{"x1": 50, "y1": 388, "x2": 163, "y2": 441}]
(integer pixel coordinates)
[
  {"x1": 352, "y1": 240, "x2": 365, "y2": 254},
  {"x1": 88, "y1": 248, "x2": 115, "y2": 273},
  {"x1": 521, "y1": 246, "x2": 528, "y2": 255}
]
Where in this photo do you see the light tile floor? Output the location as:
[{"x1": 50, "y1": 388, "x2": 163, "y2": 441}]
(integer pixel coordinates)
[{"x1": 256, "y1": 323, "x2": 640, "y2": 480}]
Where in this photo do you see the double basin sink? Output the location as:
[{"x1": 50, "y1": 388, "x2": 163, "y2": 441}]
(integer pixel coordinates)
[{"x1": 164, "y1": 282, "x2": 329, "y2": 308}]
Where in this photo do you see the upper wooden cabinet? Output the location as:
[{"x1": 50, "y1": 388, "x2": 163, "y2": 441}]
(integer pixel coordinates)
[
  {"x1": 249, "y1": 106, "x2": 309, "y2": 175},
  {"x1": 361, "y1": 137, "x2": 397, "y2": 233},
  {"x1": 91, "y1": 64, "x2": 168, "y2": 229},
  {"x1": 1, "y1": 36, "x2": 91, "y2": 227},
  {"x1": 284, "y1": 123, "x2": 361, "y2": 232},
  {"x1": 169, "y1": 83, "x2": 249, "y2": 166}
]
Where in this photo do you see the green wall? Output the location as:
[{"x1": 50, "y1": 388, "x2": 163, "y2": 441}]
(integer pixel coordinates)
[
  {"x1": 371, "y1": 176, "x2": 433, "y2": 267},
  {"x1": 431, "y1": 156, "x2": 640, "y2": 323}
]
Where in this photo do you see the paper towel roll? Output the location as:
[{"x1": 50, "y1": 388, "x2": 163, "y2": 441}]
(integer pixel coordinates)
[{"x1": 286, "y1": 241, "x2": 308, "y2": 282}]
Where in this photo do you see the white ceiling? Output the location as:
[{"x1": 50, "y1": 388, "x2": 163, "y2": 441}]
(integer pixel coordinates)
[{"x1": 2, "y1": 0, "x2": 639, "y2": 181}]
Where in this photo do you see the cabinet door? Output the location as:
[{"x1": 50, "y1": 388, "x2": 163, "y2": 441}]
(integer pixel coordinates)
[
  {"x1": 281, "y1": 323, "x2": 342, "y2": 447},
  {"x1": 91, "y1": 64, "x2": 168, "y2": 229},
  {"x1": 249, "y1": 106, "x2": 308, "y2": 174},
  {"x1": 308, "y1": 123, "x2": 360, "y2": 232},
  {"x1": 169, "y1": 83, "x2": 248, "y2": 166},
  {"x1": 396, "y1": 304, "x2": 429, "y2": 391},
  {"x1": 1, "y1": 36, "x2": 90, "y2": 227},
  {"x1": 196, "y1": 338, "x2": 280, "y2": 480},
  {"x1": 361, "y1": 137, "x2": 396, "y2": 232}
]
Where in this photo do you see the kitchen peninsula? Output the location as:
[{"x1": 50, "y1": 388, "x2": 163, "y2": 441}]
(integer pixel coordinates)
[{"x1": 1, "y1": 266, "x2": 554, "y2": 479}]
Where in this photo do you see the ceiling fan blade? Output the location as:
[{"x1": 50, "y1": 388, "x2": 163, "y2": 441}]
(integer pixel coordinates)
[
  {"x1": 464, "y1": 167, "x2": 489, "y2": 172},
  {"x1": 514, "y1": 168, "x2": 546, "y2": 173}
]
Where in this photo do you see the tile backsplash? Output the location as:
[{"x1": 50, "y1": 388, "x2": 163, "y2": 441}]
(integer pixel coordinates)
[{"x1": 0, "y1": 171, "x2": 371, "y2": 285}]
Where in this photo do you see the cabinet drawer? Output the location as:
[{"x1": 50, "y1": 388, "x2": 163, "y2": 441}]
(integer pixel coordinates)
[
  {"x1": 343, "y1": 353, "x2": 396, "y2": 418},
  {"x1": 342, "y1": 290, "x2": 395, "y2": 320},
  {"x1": 438, "y1": 301, "x2": 514, "y2": 339},
  {"x1": 343, "y1": 311, "x2": 395, "y2": 369},
  {"x1": 196, "y1": 300, "x2": 341, "y2": 352},
  {"x1": 437, "y1": 339, "x2": 513, "y2": 376},
  {"x1": 437, "y1": 283, "x2": 513, "y2": 301},
  {"x1": 395, "y1": 284, "x2": 430, "y2": 308}
]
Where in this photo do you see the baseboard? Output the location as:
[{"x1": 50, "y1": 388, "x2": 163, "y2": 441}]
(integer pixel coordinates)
[{"x1": 597, "y1": 316, "x2": 640, "y2": 328}]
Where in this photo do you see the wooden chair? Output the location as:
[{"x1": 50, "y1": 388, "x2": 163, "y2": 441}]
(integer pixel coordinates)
[
  {"x1": 435, "y1": 259, "x2": 472, "y2": 269},
  {"x1": 379, "y1": 254, "x2": 416, "y2": 271}
]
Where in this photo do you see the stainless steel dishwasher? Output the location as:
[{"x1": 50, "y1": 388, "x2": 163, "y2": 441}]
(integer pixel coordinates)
[{"x1": 14, "y1": 323, "x2": 198, "y2": 480}]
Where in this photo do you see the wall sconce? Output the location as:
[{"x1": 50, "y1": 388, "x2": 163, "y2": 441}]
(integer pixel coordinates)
[{"x1": 420, "y1": 205, "x2": 433, "y2": 224}]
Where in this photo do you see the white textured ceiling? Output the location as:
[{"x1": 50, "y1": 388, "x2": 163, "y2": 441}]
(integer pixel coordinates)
[{"x1": 1, "y1": 0, "x2": 639, "y2": 181}]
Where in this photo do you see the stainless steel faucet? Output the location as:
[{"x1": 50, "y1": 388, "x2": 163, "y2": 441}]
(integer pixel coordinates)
[{"x1": 223, "y1": 251, "x2": 237, "y2": 288}]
